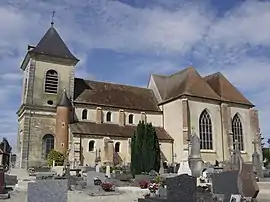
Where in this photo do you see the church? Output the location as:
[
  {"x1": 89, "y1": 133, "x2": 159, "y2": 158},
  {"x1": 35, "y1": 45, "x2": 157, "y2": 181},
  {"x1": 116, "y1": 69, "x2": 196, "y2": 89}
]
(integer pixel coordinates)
[{"x1": 17, "y1": 24, "x2": 262, "y2": 169}]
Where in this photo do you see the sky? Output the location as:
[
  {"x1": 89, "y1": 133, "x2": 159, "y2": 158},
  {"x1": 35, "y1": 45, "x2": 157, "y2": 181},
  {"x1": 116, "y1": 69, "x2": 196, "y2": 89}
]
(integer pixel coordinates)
[{"x1": 0, "y1": 0, "x2": 270, "y2": 149}]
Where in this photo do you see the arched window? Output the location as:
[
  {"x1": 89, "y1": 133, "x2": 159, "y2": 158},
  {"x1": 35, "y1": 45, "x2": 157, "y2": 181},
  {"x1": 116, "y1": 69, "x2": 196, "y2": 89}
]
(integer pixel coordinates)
[
  {"x1": 115, "y1": 142, "x2": 120, "y2": 153},
  {"x1": 232, "y1": 114, "x2": 244, "y2": 151},
  {"x1": 199, "y1": 110, "x2": 213, "y2": 150},
  {"x1": 106, "y1": 112, "x2": 111, "y2": 122},
  {"x1": 44, "y1": 70, "x2": 58, "y2": 94},
  {"x1": 88, "y1": 140, "x2": 95, "y2": 152},
  {"x1": 82, "y1": 109, "x2": 87, "y2": 120},
  {"x1": 128, "y1": 114, "x2": 134, "y2": 124},
  {"x1": 42, "y1": 134, "x2": 54, "y2": 159}
]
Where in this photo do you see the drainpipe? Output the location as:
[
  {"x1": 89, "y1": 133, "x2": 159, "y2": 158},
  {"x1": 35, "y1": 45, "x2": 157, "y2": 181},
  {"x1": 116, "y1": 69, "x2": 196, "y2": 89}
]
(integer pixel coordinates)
[
  {"x1": 26, "y1": 112, "x2": 32, "y2": 169},
  {"x1": 220, "y1": 104, "x2": 225, "y2": 162}
]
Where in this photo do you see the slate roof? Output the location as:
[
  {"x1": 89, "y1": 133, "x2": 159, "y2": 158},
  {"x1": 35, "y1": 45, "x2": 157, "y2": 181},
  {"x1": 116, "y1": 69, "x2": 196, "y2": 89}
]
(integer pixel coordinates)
[
  {"x1": 70, "y1": 122, "x2": 173, "y2": 141},
  {"x1": 204, "y1": 72, "x2": 253, "y2": 106},
  {"x1": 152, "y1": 67, "x2": 221, "y2": 102},
  {"x1": 73, "y1": 78, "x2": 161, "y2": 112},
  {"x1": 58, "y1": 89, "x2": 72, "y2": 108},
  {"x1": 30, "y1": 26, "x2": 78, "y2": 61}
]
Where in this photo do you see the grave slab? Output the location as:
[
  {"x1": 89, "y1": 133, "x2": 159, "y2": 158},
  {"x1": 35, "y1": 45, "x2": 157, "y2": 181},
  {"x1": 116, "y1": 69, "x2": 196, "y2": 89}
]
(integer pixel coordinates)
[{"x1": 27, "y1": 179, "x2": 68, "y2": 202}]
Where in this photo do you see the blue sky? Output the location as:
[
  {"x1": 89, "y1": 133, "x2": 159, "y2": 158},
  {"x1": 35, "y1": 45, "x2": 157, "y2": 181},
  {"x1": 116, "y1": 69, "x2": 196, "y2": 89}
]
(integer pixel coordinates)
[{"x1": 0, "y1": 0, "x2": 270, "y2": 149}]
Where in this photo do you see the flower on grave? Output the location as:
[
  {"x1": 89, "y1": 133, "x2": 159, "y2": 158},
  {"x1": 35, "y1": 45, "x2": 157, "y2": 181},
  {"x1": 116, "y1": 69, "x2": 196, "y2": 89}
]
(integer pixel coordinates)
[
  {"x1": 93, "y1": 177, "x2": 102, "y2": 186},
  {"x1": 101, "y1": 181, "x2": 114, "y2": 192},
  {"x1": 148, "y1": 183, "x2": 159, "y2": 193},
  {"x1": 139, "y1": 180, "x2": 149, "y2": 189}
]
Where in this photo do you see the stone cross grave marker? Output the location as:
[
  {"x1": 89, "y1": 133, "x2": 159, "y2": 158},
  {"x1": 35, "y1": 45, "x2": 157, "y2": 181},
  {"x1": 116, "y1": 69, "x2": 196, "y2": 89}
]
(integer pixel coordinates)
[
  {"x1": 252, "y1": 136, "x2": 263, "y2": 178},
  {"x1": 28, "y1": 180, "x2": 68, "y2": 202}
]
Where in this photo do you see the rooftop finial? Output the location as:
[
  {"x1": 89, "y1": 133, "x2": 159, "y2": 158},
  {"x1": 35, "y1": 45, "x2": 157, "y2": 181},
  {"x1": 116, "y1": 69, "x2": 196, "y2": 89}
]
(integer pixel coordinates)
[{"x1": 51, "y1": 10, "x2": 55, "y2": 26}]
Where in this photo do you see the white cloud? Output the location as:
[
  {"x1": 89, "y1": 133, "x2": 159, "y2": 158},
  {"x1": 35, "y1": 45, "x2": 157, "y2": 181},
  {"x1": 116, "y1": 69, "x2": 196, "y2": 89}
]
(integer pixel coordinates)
[
  {"x1": 1, "y1": 0, "x2": 270, "y2": 145},
  {"x1": 208, "y1": 1, "x2": 270, "y2": 47}
]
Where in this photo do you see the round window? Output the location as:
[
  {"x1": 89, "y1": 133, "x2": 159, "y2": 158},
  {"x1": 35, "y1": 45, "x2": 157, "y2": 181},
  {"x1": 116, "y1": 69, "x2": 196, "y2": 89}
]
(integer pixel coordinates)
[{"x1": 47, "y1": 100, "x2": 53, "y2": 105}]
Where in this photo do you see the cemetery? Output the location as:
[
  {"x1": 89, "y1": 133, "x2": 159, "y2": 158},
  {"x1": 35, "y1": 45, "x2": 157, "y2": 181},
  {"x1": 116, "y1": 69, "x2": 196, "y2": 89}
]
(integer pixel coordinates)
[{"x1": 1, "y1": 128, "x2": 270, "y2": 202}]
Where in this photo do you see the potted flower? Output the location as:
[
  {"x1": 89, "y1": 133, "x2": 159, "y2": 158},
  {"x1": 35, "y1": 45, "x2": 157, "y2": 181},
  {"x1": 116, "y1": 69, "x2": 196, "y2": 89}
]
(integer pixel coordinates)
[
  {"x1": 93, "y1": 177, "x2": 102, "y2": 185},
  {"x1": 101, "y1": 181, "x2": 114, "y2": 191},
  {"x1": 139, "y1": 180, "x2": 149, "y2": 189},
  {"x1": 148, "y1": 183, "x2": 159, "y2": 193}
]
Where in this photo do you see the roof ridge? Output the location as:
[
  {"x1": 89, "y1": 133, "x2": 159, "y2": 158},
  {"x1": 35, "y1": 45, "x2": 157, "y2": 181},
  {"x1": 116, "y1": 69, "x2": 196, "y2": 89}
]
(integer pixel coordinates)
[{"x1": 76, "y1": 78, "x2": 153, "y2": 91}]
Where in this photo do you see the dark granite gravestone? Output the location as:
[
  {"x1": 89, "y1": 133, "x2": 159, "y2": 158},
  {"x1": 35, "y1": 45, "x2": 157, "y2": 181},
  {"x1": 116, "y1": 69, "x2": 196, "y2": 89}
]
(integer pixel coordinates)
[
  {"x1": 238, "y1": 163, "x2": 259, "y2": 199},
  {"x1": 166, "y1": 174, "x2": 197, "y2": 202},
  {"x1": 212, "y1": 170, "x2": 239, "y2": 202},
  {"x1": 28, "y1": 180, "x2": 68, "y2": 202},
  {"x1": 138, "y1": 174, "x2": 197, "y2": 202}
]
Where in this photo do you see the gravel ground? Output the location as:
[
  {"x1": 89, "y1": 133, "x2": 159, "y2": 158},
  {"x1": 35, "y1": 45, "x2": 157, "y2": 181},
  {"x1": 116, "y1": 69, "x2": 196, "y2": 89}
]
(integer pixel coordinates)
[
  {"x1": 5, "y1": 189, "x2": 270, "y2": 202},
  {"x1": 6, "y1": 190, "x2": 145, "y2": 202}
]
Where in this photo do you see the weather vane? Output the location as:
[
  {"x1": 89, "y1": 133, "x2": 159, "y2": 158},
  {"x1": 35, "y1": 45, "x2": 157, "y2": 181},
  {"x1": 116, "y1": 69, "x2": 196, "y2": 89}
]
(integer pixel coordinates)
[{"x1": 51, "y1": 10, "x2": 55, "y2": 26}]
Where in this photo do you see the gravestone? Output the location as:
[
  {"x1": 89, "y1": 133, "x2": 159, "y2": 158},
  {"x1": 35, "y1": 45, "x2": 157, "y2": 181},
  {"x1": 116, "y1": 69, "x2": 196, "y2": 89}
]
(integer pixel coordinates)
[
  {"x1": 212, "y1": 170, "x2": 239, "y2": 202},
  {"x1": 238, "y1": 163, "x2": 259, "y2": 199},
  {"x1": 166, "y1": 174, "x2": 196, "y2": 202},
  {"x1": 157, "y1": 186, "x2": 167, "y2": 198},
  {"x1": 138, "y1": 174, "x2": 197, "y2": 202},
  {"x1": 86, "y1": 171, "x2": 106, "y2": 187},
  {"x1": 188, "y1": 131, "x2": 203, "y2": 177},
  {"x1": 28, "y1": 180, "x2": 68, "y2": 202}
]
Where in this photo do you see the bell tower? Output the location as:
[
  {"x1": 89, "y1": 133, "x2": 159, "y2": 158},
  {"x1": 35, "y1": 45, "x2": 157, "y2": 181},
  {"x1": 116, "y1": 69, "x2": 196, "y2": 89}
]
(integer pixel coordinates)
[{"x1": 17, "y1": 23, "x2": 79, "y2": 168}]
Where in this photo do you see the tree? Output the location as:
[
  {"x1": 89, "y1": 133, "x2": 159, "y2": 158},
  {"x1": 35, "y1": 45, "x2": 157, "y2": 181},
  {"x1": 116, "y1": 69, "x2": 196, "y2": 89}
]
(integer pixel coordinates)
[
  {"x1": 267, "y1": 138, "x2": 270, "y2": 147},
  {"x1": 47, "y1": 150, "x2": 65, "y2": 167},
  {"x1": 131, "y1": 121, "x2": 161, "y2": 176}
]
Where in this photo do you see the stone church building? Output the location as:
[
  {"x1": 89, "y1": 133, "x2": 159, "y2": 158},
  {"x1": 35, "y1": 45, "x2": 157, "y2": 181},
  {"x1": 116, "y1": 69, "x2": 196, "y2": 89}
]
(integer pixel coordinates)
[{"x1": 17, "y1": 24, "x2": 262, "y2": 168}]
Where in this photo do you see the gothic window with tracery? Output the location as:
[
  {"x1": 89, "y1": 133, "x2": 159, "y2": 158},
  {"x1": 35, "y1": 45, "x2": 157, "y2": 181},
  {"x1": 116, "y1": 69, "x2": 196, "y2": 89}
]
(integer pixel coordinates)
[
  {"x1": 199, "y1": 110, "x2": 213, "y2": 150},
  {"x1": 232, "y1": 114, "x2": 244, "y2": 151},
  {"x1": 44, "y1": 70, "x2": 58, "y2": 94}
]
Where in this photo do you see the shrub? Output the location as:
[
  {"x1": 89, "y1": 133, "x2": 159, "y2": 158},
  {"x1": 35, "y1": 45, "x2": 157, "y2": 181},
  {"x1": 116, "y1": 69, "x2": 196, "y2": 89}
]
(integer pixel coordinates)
[
  {"x1": 101, "y1": 181, "x2": 114, "y2": 192},
  {"x1": 131, "y1": 121, "x2": 161, "y2": 176},
  {"x1": 47, "y1": 150, "x2": 65, "y2": 167}
]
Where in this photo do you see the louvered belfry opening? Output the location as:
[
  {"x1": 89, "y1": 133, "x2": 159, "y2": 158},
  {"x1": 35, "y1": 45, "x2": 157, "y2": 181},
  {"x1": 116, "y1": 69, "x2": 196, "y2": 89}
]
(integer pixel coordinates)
[{"x1": 45, "y1": 70, "x2": 58, "y2": 94}]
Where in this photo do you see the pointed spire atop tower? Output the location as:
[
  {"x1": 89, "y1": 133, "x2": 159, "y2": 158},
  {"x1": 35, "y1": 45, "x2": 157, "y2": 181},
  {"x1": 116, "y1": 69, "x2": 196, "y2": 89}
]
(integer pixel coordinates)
[
  {"x1": 58, "y1": 89, "x2": 72, "y2": 108},
  {"x1": 51, "y1": 10, "x2": 55, "y2": 27},
  {"x1": 29, "y1": 21, "x2": 79, "y2": 62}
]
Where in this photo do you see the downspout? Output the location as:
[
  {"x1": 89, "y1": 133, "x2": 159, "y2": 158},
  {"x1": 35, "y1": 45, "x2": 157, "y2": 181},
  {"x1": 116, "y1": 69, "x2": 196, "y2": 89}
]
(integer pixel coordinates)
[
  {"x1": 26, "y1": 112, "x2": 32, "y2": 169},
  {"x1": 220, "y1": 104, "x2": 225, "y2": 162},
  {"x1": 79, "y1": 135, "x2": 82, "y2": 166}
]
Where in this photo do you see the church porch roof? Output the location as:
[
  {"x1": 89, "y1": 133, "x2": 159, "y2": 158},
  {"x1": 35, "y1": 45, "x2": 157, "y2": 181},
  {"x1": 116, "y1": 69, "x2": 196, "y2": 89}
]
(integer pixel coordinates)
[{"x1": 70, "y1": 122, "x2": 173, "y2": 141}]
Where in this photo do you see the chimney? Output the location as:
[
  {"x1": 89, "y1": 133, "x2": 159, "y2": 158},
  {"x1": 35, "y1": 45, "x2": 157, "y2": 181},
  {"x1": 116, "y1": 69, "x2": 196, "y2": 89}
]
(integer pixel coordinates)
[
  {"x1": 141, "y1": 112, "x2": 147, "y2": 123},
  {"x1": 119, "y1": 109, "x2": 125, "y2": 126},
  {"x1": 96, "y1": 107, "x2": 103, "y2": 124}
]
